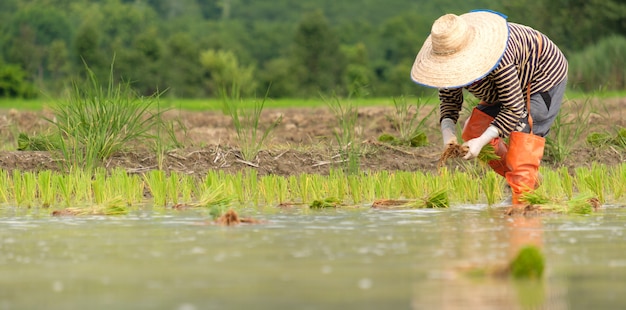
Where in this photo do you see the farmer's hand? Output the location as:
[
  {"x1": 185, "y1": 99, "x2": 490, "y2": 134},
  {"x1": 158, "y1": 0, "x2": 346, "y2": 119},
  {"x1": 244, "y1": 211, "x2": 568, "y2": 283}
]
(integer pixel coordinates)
[
  {"x1": 440, "y1": 118, "x2": 457, "y2": 147},
  {"x1": 462, "y1": 126, "x2": 499, "y2": 160}
]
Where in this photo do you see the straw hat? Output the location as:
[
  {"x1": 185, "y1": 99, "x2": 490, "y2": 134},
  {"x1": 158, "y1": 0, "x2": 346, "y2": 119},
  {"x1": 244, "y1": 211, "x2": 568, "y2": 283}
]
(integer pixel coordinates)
[{"x1": 410, "y1": 11, "x2": 509, "y2": 88}]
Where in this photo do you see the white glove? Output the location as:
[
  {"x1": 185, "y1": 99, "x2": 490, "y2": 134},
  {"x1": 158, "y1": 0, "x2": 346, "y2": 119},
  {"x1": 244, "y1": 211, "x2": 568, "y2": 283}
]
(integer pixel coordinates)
[
  {"x1": 440, "y1": 118, "x2": 457, "y2": 147},
  {"x1": 463, "y1": 125, "x2": 499, "y2": 160}
]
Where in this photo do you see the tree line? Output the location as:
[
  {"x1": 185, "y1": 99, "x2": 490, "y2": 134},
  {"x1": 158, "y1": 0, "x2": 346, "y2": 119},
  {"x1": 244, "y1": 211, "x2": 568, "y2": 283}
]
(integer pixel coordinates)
[{"x1": 1, "y1": 0, "x2": 625, "y2": 99}]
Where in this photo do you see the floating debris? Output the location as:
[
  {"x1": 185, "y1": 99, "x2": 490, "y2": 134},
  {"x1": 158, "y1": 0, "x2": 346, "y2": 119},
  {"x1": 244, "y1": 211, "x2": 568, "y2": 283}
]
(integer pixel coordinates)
[
  {"x1": 310, "y1": 197, "x2": 342, "y2": 209},
  {"x1": 51, "y1": 197, "x2": 128, "y2": 216},
  {"x1": 215, "y1": 209, "x2": 262, "y2": 226},
  {"x1": 371, "y1": 199, "x2": 411, "y2": 209}
]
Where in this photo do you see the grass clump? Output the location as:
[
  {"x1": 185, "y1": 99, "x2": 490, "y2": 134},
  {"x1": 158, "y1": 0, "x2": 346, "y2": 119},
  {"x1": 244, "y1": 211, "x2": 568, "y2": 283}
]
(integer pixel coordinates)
[
  {"x1": 220, "y1": 86, "x2": 282, "y2": 162},
  {"x1": 325, "y1": 96, "x2": 362, "y2": 174},
  {"x1": 378, "y1": 96, "x2": 434, "y2": 147},
  {"x1": 45, "y1": 61, "x2": 171, "y2": 171},
  {"x1": 544, "y1": 97, "x2": 594, "y2": 163}
]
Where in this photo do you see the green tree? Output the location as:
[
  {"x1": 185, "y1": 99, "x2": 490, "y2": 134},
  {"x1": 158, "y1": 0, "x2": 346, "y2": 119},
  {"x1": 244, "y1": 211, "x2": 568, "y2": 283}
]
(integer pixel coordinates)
[
  {"x1": 74, "y1": 21, "x2": 106, "y2": 79},
  {"x1": 162, "y1": 33, "x2": 204, "y2": 98},
  {"x1": 46, "y1": 39, "x2": 72, "y2": 94},
  {"x1": 292, "y1": 10, "x2": 346, "y2": 97},
  {"x1": 0, "y1": 64, "x2": 37, "y2": 98},
  {"x1": 199, "y1": 49, "x2": 257, "y2": 97}
]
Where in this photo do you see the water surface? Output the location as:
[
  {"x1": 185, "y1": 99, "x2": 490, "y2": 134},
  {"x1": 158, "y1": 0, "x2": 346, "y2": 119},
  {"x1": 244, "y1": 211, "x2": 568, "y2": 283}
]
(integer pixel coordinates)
[{"x1": 1, "y1": 205, "x2": 625, "y2": 309}]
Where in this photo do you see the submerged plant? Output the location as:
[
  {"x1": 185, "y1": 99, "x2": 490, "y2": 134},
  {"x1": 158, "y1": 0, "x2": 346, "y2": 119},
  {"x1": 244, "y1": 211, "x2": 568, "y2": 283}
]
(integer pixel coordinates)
[{"x1": 510, "y1": 246, "x2": 545, "y2": 279}]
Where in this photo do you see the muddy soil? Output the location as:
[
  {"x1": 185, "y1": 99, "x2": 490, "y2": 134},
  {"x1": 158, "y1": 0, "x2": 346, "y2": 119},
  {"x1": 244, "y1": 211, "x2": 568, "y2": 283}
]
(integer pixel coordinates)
[{"x1": 0, "y1": 97, "x2": 624, "y2": 177}]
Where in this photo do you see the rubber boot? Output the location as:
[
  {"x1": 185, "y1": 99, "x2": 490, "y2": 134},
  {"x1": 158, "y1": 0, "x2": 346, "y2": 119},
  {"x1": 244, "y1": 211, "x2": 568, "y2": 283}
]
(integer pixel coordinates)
[
  {"x1": 461, "y1": 107, "x2": 510, "y2": 176},
  {"x1": 505, "y1": 131, "x2": 545, "y2": 204}
]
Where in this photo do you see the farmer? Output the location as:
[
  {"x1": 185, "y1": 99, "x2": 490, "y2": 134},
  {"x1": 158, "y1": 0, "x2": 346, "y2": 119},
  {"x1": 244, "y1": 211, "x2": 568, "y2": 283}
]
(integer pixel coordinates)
[{"x1": 410, "y1": 10, "x2": 568, "y2": 204}]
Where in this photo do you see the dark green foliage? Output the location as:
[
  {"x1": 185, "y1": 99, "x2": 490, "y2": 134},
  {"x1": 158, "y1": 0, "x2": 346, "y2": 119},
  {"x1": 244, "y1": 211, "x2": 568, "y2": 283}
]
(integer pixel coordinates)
[
  {"x1": 510, "y1": 246, "x2": 545, "y2": 279},
  {"x1": 292, "y1": 10, "x2": 346, "y2": 97},
  {"x1": 0, "y1": 0, "x2": 624, "y2": 97},
  {"x1": 0, "y1": 65, "x2": 37, "y2": 98}
]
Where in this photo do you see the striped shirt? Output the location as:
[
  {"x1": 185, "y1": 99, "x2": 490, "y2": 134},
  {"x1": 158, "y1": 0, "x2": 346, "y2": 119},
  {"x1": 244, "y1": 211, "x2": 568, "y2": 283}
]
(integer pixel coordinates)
[{"x1": 439, "y1": 23, "x2": 568, "y2": 137}]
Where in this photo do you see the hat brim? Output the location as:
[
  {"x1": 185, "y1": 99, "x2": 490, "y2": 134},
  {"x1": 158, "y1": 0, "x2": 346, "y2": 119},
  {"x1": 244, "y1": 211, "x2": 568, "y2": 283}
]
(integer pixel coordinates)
[{"x1": 410, "y1": 11, "x2": 509, "y2": 89}]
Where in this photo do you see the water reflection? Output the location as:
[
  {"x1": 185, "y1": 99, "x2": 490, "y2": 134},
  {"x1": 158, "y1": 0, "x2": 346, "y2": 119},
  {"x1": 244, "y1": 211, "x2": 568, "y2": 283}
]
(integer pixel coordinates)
[{"x1": 413, "y1": 209, "x2": 567, "y2": 310}]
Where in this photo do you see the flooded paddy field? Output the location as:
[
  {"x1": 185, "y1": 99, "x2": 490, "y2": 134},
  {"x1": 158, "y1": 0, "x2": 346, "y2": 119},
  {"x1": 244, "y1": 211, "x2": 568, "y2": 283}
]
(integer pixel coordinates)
[{"x1": 2, "y1": 205, "x2": 626, "y2": 309}]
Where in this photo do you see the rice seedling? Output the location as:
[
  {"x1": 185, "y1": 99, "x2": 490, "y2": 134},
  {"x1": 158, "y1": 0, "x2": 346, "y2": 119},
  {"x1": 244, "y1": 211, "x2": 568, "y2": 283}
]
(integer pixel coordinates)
[
  {"x1": 409, "y1": 188, "x2": 449, "y2": 208},
  {"x1": 37, "y1": 170, "x2": 54, "y2": 208},
  {"x1": 110, "y1": 168, "x2": 143, "y2": 206},
  {"x1": 325, "y1": 96, "x2": 362, "y2": 175},
  {"x1": 566, "y1": 193, "x2": 599, "y2": 215},
  {"x1": 437, "y1": 143, "x2": 498, "y2": 170},
  {"x1": 447, "y1": 169, "x2": 481, "y2": 204},
  {"x1": 347, "y1": 174, "x2": 362, "y2": 204},
  {"x1": 229, "y1": 172, "x2": 246, "y2": 203},
  {"x1": 544, "y1": 97, "x2": 594, "y2": 163},
  {"x1": 575, "y1": 163, "x2": 607, "y2": 203},
  {"x1": 373, "y1": 170, "x2": 396, "y2": 200},
  {"x1": 481, "y1": 170, "x2": 503, "y2": 206},
  {"x1": 52, "y1": 196, "x2": 129, "y2": 216},
  {"x1": 11, "y1": 171, "x2": 37, "y2": 207},
  {"x1": 521, "y1": 189, "x2": 600, "y2": 215},
  {"x1": 558, "y1": 166, "x2": 574, "y2": 199},
  {"x1": 379, "y1": 96, "x2": 435, "y2": 147},
  {"x1": 243, "y1": 170, "x2": 260, "y2": 206},
  {"x1": 143, "y1": 170, "x2": 167, "y2": 207},
  {"x1": 535, "y1": 168, "x2": 564, "y2": 200},
  {"x1": 54, "y1": 173, "x2": 72, "y2": 206},
  {"x1": 166, "y1": 172, "x2": 182, "y2": 206},
  {"x1": 92, "y1": 169, "x2": 108, "y2": 205},
  {"x1": 520, "y1": 190, "x2": 553, "y2": 206},
  {"x1": 179, "y1": 174, "x2": 196, "y2": 204},
  {"x1": 259, "y1": 175, "x2": 279, "y2": 205},
  {"x1": 610, "y1": 164, "x2": 626, "y2": 200},
  {"x1": 0, "y1": 170, "x2": 10, "y2": 204},
  {"x1": 220, "y1": 86, "x2": 282, "y2": 162},
  {"x1": 190, "y1": 183, "x2": 231, "y2": 208}
]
